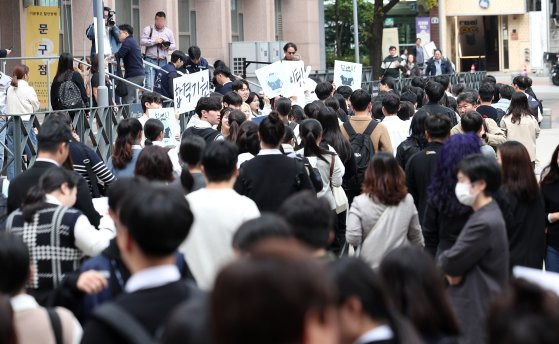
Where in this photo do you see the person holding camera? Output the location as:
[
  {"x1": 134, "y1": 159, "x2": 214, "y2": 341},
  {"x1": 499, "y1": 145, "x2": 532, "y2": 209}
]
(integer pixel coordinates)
[
  {"x1": 140, "y1": 11, "x2": 176, "y2": 90},
  {"x1": 86, "y1": 6, "x2": 120, "y2": 59}
]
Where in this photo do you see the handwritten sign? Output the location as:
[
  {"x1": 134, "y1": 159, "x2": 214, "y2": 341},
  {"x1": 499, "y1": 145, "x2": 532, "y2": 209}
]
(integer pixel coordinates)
[
  {"x1": 255, "y1": 61, "x2": 292, "y2": 98},
  {"x1": 148, "y1": 108, "x2": 180, "y2": 146},
  {"x1": 173, "y1": 70, "x2": 210, "y2": 113},
  {"x1": 423, "y1": 41, "x2": 437, "y2": 59},
  {"x1": 282, "y1": 60, "x2": 306, "y2": 95},
  {"x1": 333, "y1": 61, "x2": 362, "y2": 91}
]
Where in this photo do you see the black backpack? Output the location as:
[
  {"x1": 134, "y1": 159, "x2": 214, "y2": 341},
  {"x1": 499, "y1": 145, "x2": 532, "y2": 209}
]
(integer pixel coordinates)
[
  {"x1": 344, "y1": 120, "x2": 377, "y2": 188},
  {"x1": 58, "y1": 72, "x2": 85, "y2": 109}
]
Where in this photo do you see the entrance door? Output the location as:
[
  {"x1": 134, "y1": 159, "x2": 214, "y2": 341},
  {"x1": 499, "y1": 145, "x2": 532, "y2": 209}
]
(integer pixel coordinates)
[{"x1": 484, "y1": 16, "x2": 500, "y2": 71}]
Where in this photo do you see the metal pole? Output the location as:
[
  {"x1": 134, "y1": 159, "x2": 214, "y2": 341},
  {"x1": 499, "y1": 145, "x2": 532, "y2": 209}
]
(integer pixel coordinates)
[
  {"x1": 46, "y1": 63, "x2": 51, "y2": 110},
  {"x1": 352, "y1": 0, "x2": 360, "y2": 63},
  {"x1": 95, "y1": 0, "x2": 109, "y2": 107}
]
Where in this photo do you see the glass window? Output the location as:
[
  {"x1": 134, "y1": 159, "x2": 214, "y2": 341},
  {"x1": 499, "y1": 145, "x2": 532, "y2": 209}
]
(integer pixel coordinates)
[{"x1": 502, "y1": 16, "x2": 509, "y2": 69}]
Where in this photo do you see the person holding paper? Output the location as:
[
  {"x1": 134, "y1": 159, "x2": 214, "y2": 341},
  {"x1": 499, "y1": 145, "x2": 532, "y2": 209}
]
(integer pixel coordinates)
[{"x1": 152, "y1": 50, "x2": 186, "y2": 100}]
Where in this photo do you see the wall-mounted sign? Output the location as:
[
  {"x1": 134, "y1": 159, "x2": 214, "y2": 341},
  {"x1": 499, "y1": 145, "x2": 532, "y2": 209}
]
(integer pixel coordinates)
[
  {"x1": 479, "y1": 0, "x2": 490, "y2": 9},
  {"x1": 431, "y1": 17, "x2": 440, "y2": 25}
]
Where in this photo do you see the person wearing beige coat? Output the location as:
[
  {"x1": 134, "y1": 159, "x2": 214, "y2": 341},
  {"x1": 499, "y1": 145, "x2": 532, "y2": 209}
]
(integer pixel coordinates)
[{"x1": 451, "y1": 116, "x2": 506, "y2": 150}]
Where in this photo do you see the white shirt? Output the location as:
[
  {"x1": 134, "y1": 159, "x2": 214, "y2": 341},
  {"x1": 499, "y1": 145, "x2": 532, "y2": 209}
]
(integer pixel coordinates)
[
  {"x1": 381, "y1": 115, "x2": 409, "y2": 155},
  {"x1": 354, "y1": 325, "x2": 394, "y2": 344},
  {"x1": 35, "y1": 157, "x2": 61, "y2": 166},
  {"x1": 11, "y1": 293, "x2": 83, "y2": 344},
  {"x1": 237, "y1": 152, "x2": 254, "y2": 168},
  {"x1": 6, "y1": 80, "x2": 40, "y2": 121},
  {"x1": 258, "y1": 148, "x2": 282, "y2": 156},
  {"x1": 45, "y1": 194, "x2": 114, "y2": 257},
  {"x1": 181, "y1": 188, "x2": 260, "y2": 290},
  {"x1": 125, "y1": 264, "x2": 181, "y2": 293},
  {"x1": 0, "y1": 72, "x2": 11, "y2": 115}
]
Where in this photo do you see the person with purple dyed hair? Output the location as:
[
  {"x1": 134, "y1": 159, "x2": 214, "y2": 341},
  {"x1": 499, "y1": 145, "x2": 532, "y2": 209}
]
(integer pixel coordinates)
[{"x1": 422, "y1": 133, "x2": 483, "y2": 256}]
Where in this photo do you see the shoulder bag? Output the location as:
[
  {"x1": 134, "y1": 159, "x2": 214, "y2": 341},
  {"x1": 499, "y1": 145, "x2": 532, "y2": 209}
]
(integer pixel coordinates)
[{"x1": 329, "y1": 154, "x2": 348, "y2": 214}]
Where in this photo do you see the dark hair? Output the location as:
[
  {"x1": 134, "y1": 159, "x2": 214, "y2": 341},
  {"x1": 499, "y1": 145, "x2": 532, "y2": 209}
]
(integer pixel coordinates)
[
  {"x1": 379, "y1": 247, "x2": 460, "y2": 338},
  {"x1": 498, "y1": 141, "x2": 539, "y2": 201},
  {"x1": 235, "y1": 121, "x2": 260, "y2": 155},
  {"x1": 451, "y1": 83, "x2": 465, "y2": 97},
  {"x1": 317, "y1": 106, "x2": 351, "y2": 163},
  {"x1": 140, "y1": 92, "x2": 162, "y2": 113},
  {"x1": 211, "y1": 253, "x2": 336, "y2": 344},
  {"x1": 170, "y1": 50, "x2": 187, "y2": 63},
  {"x1": 541, "y1": 144, "x2": 559, "y2": 185},
  {"x1": 447, "y1": 96, "x2": 458, "y2": 112},
  {"x1": 400, "y1": 91, "x2": 417, "y2": 104},
  {"x1": 10, "y1": 64, "x2": 29, "y2": 87},
  {"x1": 107, "y1": 177, "x2": 148, "y2": 212},
  {"x1": 231, "y1": 79, "x2": 249, "y2": 93},
  {"x1": 217, "y1": 107, "x2": 233, "y2": 133},
  {"x1": 389, "y1": 45, "x2": 396, "y2": 51},
  {"x1": 397, "y1": 101, "x2": 414, "y2": 121},
  {"x1": 37, "y1": 116, "x2": 73, "y2": 154},
  {"x1": 350, "y1": 89, "x2": 372, "y2": 112},
  {"x1": 372, "y1": 101, "x2": 384, "y2": 121},
  {"x1": 195, "y1": 96, "x2": 222, "y2": 118},
  {"x1": 22, "y1": 166, "x2": 80, "y2": 222},
  {"x1": 283, "y1": 125, "x2": 295, "y2": 144},
  {"x1": 274, "y1": 97, "x2": 292, "y2": 118},
  {"x1": 461, "y1": 111, "x2": 484, "y2": 133},
  {"x1": 411, "y1": 76, "x2": 426, "y2": 89},
  {"x1": 315, "y1": 82, "x2": 334, "y2": 101},
  {"x1": 289, "y1": 104, "x2": 305, "y2": 124},
  {"x1": 202, "y1": 140, "x2": 238, "y2": 182},
  {"x1": 424, "y1": 81, "x2": 445, "y2": 103},
  {"x1": 425, "y1": 113, "x2": 451, "y2": 139},
  {"x1": 135, "y1": 146, "x2": 174, "y2": 182},
  {"x1": 54, "y1": 52, "x2": 75, "y2": 82},
  {"x1": 47, "y1": 111, "x2": 72, "y2": 127},
  {"x1": 324, "y1": 96, "x2": 340, "y2": 112},
  {"x1": 111, "y1": 118, "x2": 142, "y2": 169},
  {"x1": 493, "y1": 83, "x2": 502, "y2": 103},
  {"x1": 500, "y1": 85, "x2": 514, "y2": 100},
  {"x1": 223, "y1": 91, "x2": 243, "y2": 107},
  {"x1": 335, "y1": 85, "x2": 353, "y2": 99},
  {"x1": 179, "y1": 135, "x2": 206, "y2": 166},
  {"x1": 457, "y1": 154, "x2": 502, "y2": 196},
  {"x1": 507, "y1": 92, "x2": 533, "y2": 124},
  {"x1": 160, "y1": 297, "x2": 211, "y2": 344},
  {"x1": 410, "y1": 86, "x2": 425, "y2": 108},
  {"x1": 381, "y1": 93, "x2": 400, "y2": 115},
  {"x1": 434, "y1": 75, "x2": 450, "y2": 90},
  {"x1": 304, "y1": 101, "x2": 322, "y2": 118},
  {"x1": 143, "y1": 118, "x2": 164, "y2": 146},
  {"x1": 479, "y1": 83, "x2": 495, "y2": 102},
  {"x1": 119, "y1": 183, "x2": 193, "y2": 257},
  {"x1": 363, "y1": 153, "x2": 407, "y2": 205},
  {"x1": 299, "y1": 119, "x2": 335, "y2": 164},
  {"x1": 512, "y1": 75, "x2": 529, "y2": 90},
  {"x1": 214, "y1": 66, "x2": 233, "y2": 79},
  {"x1": 407, "y1": 110, "x2": 429, "y2": 145},
  {"x1": 0, "y1": 232, "x2": 30, "y2": 295},
  {"x1": 456, "y1": 91, "x2": 478, "y2": 106},
  {"x1": 259, "y1": 112, "x2": 285, "y2": 147},
  {"x1": 155, "y1": 11, "x2": 166, "y2": 18},
  {"x1": 118, "y1": 24, "x2": 133, "y2": 36},
  {"x1": 380, "y1": 76, "x2": 395, "y2": 90},
  {"x1": 283, "y1": 42, "x2": 297, "y2": 52},
  {"x1": 187, "y1": 45, "x2": 202, "y2": 60},
  {"x1": 226, "y1": 110, "x2": 246, "y2": 143},
  {"x1": 246, "y1": 92, "x2": 264, "y2": 110},
  {"x1": 278, "y1": 191, "x2": 332, "y2": 250},
  {"x1": 333, "y1": 93, "x2": 349, "y2": 114},
  {"x1": 488, "y1": 279, "x2": 559, "y2": 344},
  {"x1": 232, "y1": 214, "x2": 292, "y2": 253}
]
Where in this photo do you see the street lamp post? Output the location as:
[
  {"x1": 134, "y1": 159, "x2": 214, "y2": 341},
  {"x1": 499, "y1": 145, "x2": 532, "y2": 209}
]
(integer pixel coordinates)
[
  {"x1": 353, "y1": 0, "x2": 360, "y2": 63},
  {"x1": 95, "y1": 0, "x2": 108, "y2": 107}
]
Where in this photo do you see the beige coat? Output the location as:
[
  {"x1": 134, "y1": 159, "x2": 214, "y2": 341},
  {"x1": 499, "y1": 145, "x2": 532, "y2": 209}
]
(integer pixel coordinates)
[
  {"x1": 451, "y1": 117, "x2": 506, "y2": 149},
  {"x1": 500, "y1": 114, "x2": 540, "y2": 161}
]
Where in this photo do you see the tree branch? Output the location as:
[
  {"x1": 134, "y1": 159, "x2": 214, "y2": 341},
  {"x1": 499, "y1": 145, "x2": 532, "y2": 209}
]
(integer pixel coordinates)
[{"x1": 382, "y1": 0, "x2": 400, "y2": 15}]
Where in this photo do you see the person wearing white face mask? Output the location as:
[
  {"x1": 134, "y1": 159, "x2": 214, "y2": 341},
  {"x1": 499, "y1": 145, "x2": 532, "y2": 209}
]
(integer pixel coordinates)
[{"x1": 438, "y1": 154, "x2": 509, "y2": 344}]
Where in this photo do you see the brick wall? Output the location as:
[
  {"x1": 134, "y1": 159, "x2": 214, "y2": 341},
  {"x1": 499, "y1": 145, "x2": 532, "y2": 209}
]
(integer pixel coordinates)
[{"x1": 429, "y1": 6, "x2": 440, "y2": 48}]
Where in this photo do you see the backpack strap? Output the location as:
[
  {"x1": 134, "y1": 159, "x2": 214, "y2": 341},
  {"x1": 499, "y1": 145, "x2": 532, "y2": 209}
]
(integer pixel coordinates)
[
  {"x1": 362, "y1": 120, "x2": 378, "y2": 137},
  {"x1": 343, "y1": 121, "x2": 357, "y2": 136},
  {"x1": 76, "y1": 143, "x2": 101, "y2": 198},
  {"x1": 46, "y1": 308, "x2": 63, "y2": 344},
  {"x1": 92, "y1": 303, "x2": 155, "y2": 344}
]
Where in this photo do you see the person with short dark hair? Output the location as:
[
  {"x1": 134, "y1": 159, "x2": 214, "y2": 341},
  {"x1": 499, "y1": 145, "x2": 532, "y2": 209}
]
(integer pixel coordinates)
[
  {"x1": 214, "y1": 66, "x2": 234, "y2": 95},
  {"x1": 451, "y1": 83, "x2": 465, "y2": 97},
  {"x1": 460, "y1": 111, "x2": 496, "y2": 158},
  {"x1": 476, "y1": 83, "x2": 499, "y2": 121},
  {"x1": 235, "y1": 120, "x2": 260, "y2": 167},
  {"x1": 141, "y1": 11, "x2": 177, "y2": 90},
  {"x1": 183, "y1": 45, "x2": 209, "y2": 74},
  {"x1": 413, "y1": 37, "x2": 425, "y2": 68},
  {"x1": 379, "y1": 76, "x2": 395, "y2": 92},
  {"x1": 415, "y1": 81, "x2": 458, "y2": 126},
  {"x1": 395, "y1": 109, "x2": 428, "y2": 169},
  {"x1": 231, "y1": 79, "x2": 250, "y2": 102},
  {"x1": 8, "y1": 117, "x2": 101, "y2": 227},
  {"x1": 425, "y1": 49, "x2": 452, "y2": 76},
  {"x1": 315, "y1": 81, "x2": 334, "y2": 101},
  {"x1": 232, "y1": 214, "x2": 292, "y2": 255},
  {"x1": 381, "y1": 93, "x2": 409, "y2": 151},
  {"x1": 283, "y1": 42, "x2": 298, "y2": 60},
  {"x1": 380, "y1": 46, "x2": 401, "y2": 79},
  {"x1": 493, "y1": 84, "x2": 514, "y2": 114},
  {"x1": 222, "y1": 91, "x2": 243, "y2": 109},
  {"x1": 82, "y1": 183, "x2": 200, "y2": 343},
  {"x1": 234, "y1": 112, "x2": 314, "y2": 212},
  {"x1": 512, "y1": 75, "x2": 542, "y2": 122},
  {"x1": 181, "y1": 141, "x2": 259, "y2": 290},
  {"x1": 106, "y1": 118, "x2": 144, "y2": 178},
  {"x1": 400, "y1": 91, "x2": 418, "y2": 108},
  {"x1": 114, "y1": 24, "x2": 144, "y2": 104},
  {"x1": 137, "y1": 91, "x2": 162, "y2": 126},
  {"x1": 439, "y1": 153, "x2": 508, "y2": 344},
  {"x1": 346, "y1": 153, "x2": 424, "y2": 269},
  {"x1": 182, "y1": 96, "x2": 224, "y2": 144},
  {"x1": 0, "y1": 232, "x2": 84, "y2": 343},
  {"x1": 152, "y1": 50, "x2": 186, "y2": 99}
]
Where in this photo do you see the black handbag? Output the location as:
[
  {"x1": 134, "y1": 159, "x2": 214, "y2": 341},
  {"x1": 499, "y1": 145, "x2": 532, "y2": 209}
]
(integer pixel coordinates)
[{"x1": 115, "y1": 58, "x2": 128, "y2": 98}]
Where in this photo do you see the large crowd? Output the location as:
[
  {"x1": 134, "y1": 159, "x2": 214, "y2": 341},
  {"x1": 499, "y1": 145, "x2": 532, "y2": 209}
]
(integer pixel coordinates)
[{"x1": 1, "y1": 8, "x2": 559, "y2": 344}]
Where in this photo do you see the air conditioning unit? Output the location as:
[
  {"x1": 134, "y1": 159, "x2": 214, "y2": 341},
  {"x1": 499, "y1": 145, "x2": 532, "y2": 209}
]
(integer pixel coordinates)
[{"x1": 230, "y1": 41, "x2": 287, "y2": 78}]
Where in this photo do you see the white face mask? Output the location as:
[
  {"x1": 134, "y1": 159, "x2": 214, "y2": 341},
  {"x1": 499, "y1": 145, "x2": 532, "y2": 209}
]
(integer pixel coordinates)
[{"x1": 455, "y1": 182, "x2": 477, "y2": 207}]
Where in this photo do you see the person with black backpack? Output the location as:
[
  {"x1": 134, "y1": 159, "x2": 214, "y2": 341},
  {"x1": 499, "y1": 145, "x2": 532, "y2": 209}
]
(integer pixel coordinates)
[
  {"x1": 51, "y1": 53, "x2": 89, "y2": 111},
  {"x1": 340, "y1": 89, "x2": 393, "y2": 203}
]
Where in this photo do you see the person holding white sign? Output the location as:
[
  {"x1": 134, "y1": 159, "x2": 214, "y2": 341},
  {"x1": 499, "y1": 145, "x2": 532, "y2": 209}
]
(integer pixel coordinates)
[
  {"x1": 153, "y1": 50, "x2": 186, "y2": 99},
  {"x1": 182, "y1": 97, "x2": 224, "y2": 144}
]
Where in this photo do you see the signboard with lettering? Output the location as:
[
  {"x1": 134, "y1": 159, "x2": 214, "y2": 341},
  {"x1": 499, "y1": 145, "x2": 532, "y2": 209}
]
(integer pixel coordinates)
[
  {"x1": 255, "y1": 61, "x2": 292, "y2": 98},
  {"x1": 147, "y1": 108, "x2": 180, "y2": 146},
  {"x1": 333, "y1": 61, "x2": 362, "y2": 91},
  {"x1": 281, "y1": 60, "x2": 306, "y2": 94},
  {"x1": 415, "y1": 17, "x2": 431, "y2": 45},
  {"x1": 26, "y1": 6, "x2": 60, "y2": 108},
  {"x1": 458, "y1": 16, "x2": 485, "y2": 57},
  {"x1": 173, "y1": 70, "x2": 210, "y2": 113}
]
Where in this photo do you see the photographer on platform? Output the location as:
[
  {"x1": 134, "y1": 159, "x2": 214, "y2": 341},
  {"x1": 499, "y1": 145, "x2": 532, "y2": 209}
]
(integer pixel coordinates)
[
  {"x1": 141, "y1": 11, "x2": 177, "y2": 90},
  {"x1": 86, "y1": 6, "x2": 121, "y2": 59}
]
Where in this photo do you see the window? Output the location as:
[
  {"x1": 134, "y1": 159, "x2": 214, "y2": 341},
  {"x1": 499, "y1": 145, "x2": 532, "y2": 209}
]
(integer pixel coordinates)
[
  {"x1": 231, "y1": 0, "x2": 244, "y2": 42},
  {"x1": 275, "y1": 0, "x2": 283, "y2": 41},
  {"x1": 60, "y1": 0, "x2": 72, "y2": 53},
  {"x1": 178, "y1": 0, "x2": 197, "y2": 50}
]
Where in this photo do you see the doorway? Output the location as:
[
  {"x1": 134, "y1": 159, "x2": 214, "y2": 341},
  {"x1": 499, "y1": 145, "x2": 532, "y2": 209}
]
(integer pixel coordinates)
[{"x1": 484, "y1": 16, "x2": 500, "y2": 71}]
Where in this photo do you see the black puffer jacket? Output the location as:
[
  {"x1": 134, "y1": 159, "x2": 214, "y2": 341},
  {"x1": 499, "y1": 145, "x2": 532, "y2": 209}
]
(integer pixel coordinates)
[{"x1": 396, "y1": 136, "x2": 427, "y2": 169}]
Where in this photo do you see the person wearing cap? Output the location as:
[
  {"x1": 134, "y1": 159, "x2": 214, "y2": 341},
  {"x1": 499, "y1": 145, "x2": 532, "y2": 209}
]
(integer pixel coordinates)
[
  {"x1": 153, "y1": 50, "x2": 186, "y2": 100},
  {"x1": 7, "y1": 116, "x2": 101, "y2": 227}
]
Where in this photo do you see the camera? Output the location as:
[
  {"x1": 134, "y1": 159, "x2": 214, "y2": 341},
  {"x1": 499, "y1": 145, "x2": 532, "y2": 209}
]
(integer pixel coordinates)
[
  {"x1": 106, "y1": 10, "x2": 116, "y2": 26},
  {"x1": 160, "y1": 41, "x2": 171, "y2": 48}
]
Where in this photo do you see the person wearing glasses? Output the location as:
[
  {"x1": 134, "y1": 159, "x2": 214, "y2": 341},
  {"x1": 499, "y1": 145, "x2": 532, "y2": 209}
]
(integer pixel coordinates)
[{"x1": 283, "y1": 42, "x2": 298, "y2": 61}]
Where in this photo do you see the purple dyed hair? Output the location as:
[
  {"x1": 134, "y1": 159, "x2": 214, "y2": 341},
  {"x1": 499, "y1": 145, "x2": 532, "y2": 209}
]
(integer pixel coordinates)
[{"x1": 427, "y1": 133, "x2": 482, "y2": 215}]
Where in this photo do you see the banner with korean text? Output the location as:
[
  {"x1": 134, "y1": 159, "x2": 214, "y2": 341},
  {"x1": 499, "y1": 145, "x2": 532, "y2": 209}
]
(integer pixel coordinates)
[
  {"x1": 333, "y1": 61, "x2": 362, "y2": 91},
  {"x1": 148, "y1": 108, "x2": 180, "y2": 146},
  {"x1": 173, "y1": 70, "x2": 210, "y2": 113},
  {"x1": 26, "y1": 6, "x2": 60, "y2": 109}
]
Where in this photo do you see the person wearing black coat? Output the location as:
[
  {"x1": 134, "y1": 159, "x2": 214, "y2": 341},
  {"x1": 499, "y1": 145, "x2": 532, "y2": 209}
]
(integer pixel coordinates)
[{"x1": 50, "y1": 71, "x2": 89, "y2": 111}]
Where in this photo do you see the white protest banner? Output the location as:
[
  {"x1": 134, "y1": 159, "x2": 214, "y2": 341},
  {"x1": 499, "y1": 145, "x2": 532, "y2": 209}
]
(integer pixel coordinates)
[
  {"x1": 148, "y1": 108, "x2": 180, "y2": 146},
  {"x1": 255, "y1": 61, "x2": 291, "y2": 98},
  {"x1": 173, "y1": 70, "x2": 210, "y2": 113},
  {"x1": 281, "y1": 60, "x2": 306, "y2": 95},
  {"x1": 333, "y1": 60, "x2": 363, "y2": 91},
  {"x1": 424, "y1": 41, "x2": 437, "y2": 59}
]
